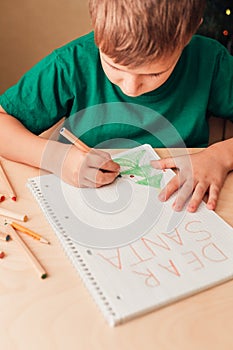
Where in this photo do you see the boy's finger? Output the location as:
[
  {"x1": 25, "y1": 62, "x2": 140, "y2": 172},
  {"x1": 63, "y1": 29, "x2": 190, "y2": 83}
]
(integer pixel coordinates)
[
  {"x1": 99, "y1": 159, "x2": 120, "y2": 172},
  {"x1": 187, "y1": 182, "x2": 208, "y2": 212},
  {"x1": 87, "y1": 153, "x2": 120, "y2": 172},
  {"x1": 91, "y1": 148, "x2": 112, "y2": 160},
  {"x1": 158, "y1": 176, "x2": 181, "y2": 201},
  {"x1": 151, "y1": 158, "x2": 177, "y2": 170},
  {"x1": 206, "y1": 184, "x2": 220, "y2": 211},
  {"x1": 96, "y1": 170, "x2": 119, "y2": 185},
  {"x1": 172, "y1": 180, "x2": 194, "y2": 211},
  {"x1": 78, "y1": 179, "x2": 102, "y2": 188},
  {"x1": 83, "y1": 167, "x2": 119, "y2": 186}
]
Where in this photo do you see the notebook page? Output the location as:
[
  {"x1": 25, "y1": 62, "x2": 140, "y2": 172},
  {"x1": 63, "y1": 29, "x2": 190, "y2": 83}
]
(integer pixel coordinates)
[{"x1": 27, "y1": 145, "x2": 233, "y2": 326}]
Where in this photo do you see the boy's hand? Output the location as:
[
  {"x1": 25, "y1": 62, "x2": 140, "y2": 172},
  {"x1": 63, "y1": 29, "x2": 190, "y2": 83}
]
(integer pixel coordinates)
[
  {"x1": 151, "y1": 144, "x2": 233, "y2": 212},
  {"x1": 52, "y1": 144, "x2": 120, "y2": 188}
]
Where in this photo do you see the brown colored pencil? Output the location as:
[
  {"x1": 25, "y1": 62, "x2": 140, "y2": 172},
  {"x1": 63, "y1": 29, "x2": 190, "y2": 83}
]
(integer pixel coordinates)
[
  {"x1": 6, "y1": 224, "x2": 47, "y2": 279},
  {"x1": 0, "y1": 162, "x2": 17, "y2": 201}
]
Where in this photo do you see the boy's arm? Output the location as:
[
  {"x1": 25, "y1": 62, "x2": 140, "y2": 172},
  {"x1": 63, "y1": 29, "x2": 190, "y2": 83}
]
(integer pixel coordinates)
[
  {"x1": 0, "y1": 106, "x2": 47, "y2": 168},
  {"x1": 151, "y1": 139, "x2": 233, "y2": 212},
  {"x1": 0, "y1": 106, "x2": 120, "y2": 187}
]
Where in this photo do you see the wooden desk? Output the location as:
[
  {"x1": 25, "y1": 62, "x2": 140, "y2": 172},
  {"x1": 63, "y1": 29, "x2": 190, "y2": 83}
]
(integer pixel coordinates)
[{"x1": 1, "y1": 149, "x2": 233, "y2": 350}]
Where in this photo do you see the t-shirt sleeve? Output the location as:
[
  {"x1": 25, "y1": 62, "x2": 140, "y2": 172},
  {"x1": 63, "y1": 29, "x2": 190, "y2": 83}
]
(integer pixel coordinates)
[
  {"x1": 0, "y1": 51, "x2": 74, "y2": 134},
  {"x1": 208, "y1": 44, "x2": 233, "y2": 121}
]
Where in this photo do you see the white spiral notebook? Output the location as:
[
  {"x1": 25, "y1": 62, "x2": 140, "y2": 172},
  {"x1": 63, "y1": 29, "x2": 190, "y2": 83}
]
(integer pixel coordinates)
[{"x1": 27, "y1": 145, "x2": 233, "y2": 326}]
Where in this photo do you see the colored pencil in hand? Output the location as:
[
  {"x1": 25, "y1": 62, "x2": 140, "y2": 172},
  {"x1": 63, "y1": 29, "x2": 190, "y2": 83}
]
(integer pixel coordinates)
[
  {"x1": 60, "y1": 127, "x2": 90, "y2": 153},
  {"x1": 60, "y1": 127, "x2": 122, "y2": 179}
]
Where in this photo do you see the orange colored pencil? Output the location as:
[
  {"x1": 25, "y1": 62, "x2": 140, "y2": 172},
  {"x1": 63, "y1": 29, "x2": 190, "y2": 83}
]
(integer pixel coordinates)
[{"x1": 11, "y1": 222, "x2": 50, "y2": 244}]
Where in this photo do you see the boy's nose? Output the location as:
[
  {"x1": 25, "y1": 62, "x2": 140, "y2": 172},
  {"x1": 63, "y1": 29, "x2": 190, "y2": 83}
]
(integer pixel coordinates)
[{"x1": 122, "y1": 74, "x2": 141, "y2": 96}]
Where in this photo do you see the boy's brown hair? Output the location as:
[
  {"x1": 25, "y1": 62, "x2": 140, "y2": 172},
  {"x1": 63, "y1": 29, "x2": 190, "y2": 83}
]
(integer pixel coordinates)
[{"x1": 89, "y1": 0, "x2": 206, "y2": 67}]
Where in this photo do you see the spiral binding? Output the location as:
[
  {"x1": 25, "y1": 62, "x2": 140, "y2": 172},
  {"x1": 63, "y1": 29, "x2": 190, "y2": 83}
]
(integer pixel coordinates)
[{"x1": 27, "y1": 178, "x2": 119, "y2": 326}]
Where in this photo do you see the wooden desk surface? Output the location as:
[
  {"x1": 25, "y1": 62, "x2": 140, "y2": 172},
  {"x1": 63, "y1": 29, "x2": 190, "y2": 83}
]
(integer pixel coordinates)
[{"x1": 1, "y1": 149, "x2": 233, "y2": 350}]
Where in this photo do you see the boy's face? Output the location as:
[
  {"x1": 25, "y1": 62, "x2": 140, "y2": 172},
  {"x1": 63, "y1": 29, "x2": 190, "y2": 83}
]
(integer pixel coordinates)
[{"x1": 100, "y1": 51, "x2": 181, "y2": 97}]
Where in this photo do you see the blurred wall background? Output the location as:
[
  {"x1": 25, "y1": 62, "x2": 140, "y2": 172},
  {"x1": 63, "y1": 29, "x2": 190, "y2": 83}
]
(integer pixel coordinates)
[
  {"x1": 1, "y1": 0, "x2": 232, "y2": 141},
  {"x1": 1, "y1": 0, "x2": 232, "y2": 94},
  {"x1": 198, "y1": 0, "x2": 233, "y2": 53},
  {"x1": 0, "y1": 0, "x2": 91, "y2": 94}
]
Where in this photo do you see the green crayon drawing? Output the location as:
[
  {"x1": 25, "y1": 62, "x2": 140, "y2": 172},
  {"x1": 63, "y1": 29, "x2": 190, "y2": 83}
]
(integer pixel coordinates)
[
  {"x1": 136, "y1": 174, "x2": 163, "y2": 188},
  {"x1": 114, "y1": 149, "x2": 163, "y2": 189}
]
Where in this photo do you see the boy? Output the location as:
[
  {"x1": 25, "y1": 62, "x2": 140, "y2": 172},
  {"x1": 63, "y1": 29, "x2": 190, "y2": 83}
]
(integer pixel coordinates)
[{"x1": 0, "y1": 0, "x2": 233, "y2": 213}]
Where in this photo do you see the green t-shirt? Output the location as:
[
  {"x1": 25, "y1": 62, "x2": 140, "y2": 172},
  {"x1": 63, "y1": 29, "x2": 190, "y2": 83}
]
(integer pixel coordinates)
[{"x1": 0, "y1": 32, "x2": 233, "y2": 148}]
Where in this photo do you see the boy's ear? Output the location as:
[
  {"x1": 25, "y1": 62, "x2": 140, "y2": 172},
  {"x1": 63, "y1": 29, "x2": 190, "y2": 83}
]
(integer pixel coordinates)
[{"x1": 191, "y1": 18, "x2": 203, "y2": 39}]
